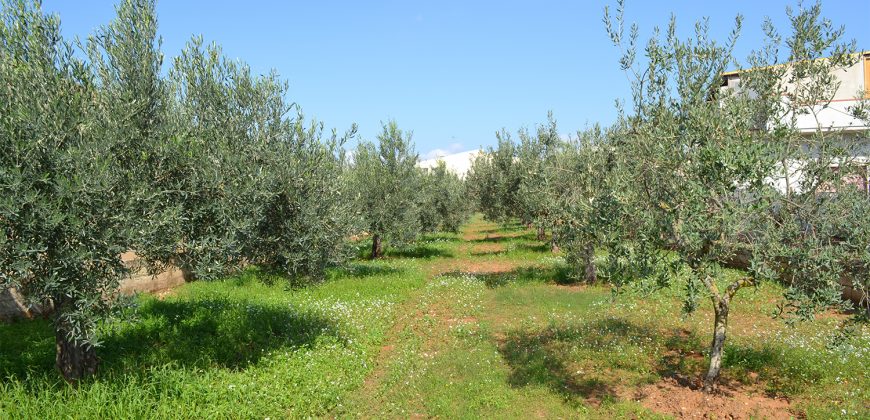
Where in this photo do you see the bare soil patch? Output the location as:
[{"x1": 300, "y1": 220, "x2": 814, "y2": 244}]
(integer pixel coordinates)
[
  {"x1": 427, "y1": 258, "x2": 522, "y2": 277},
  {"x1": 633, "y1": 377, "x2": 795, "y2": 419}
]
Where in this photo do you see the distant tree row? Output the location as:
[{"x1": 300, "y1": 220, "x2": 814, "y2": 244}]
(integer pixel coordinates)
[
  {"x1": 351, "y1": 121, "x2": 470, "y2": 259},
  {"x1": 466, "y1": 0, "x2": 869, "y2": 392},
  {"x1": 0, "y1": 0, "x2": 468, "y2": 381}
]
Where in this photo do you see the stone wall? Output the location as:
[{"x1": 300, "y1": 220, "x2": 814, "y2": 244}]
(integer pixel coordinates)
[
  {"x1": 116, "y1": 252, "x2": 188, "y2": 295},
  {"x1": 0, "y1": 287, "x2": 51, "y2": 321},
  {"x1": 0, "y1": 252, "x2": 186, "y2": 322}
]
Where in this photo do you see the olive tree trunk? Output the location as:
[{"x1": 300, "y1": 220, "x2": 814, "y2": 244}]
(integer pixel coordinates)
[
  {"x1": 697, "y1": 274, "x2": 749, "y2": 393},
  {"x1": 54, "y1": 307, "x2": 98, "y2": 383},
  {"x1": 703, "y1": 297, "x2": 730, "y2": 392},
  {"x1": 371, "y1": 234, "x2": 383, "y2": 259},
  {"x1": 583, "y1": 243, "x2": 597, "y2": 283}
]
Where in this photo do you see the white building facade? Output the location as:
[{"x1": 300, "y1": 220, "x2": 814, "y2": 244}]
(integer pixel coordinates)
[
  {"x1": 416, "y1": 149, "x2": 483, "y2": 179},
  {"x1": 720, "y1": 52, "x2": 870, "y2": 193}
]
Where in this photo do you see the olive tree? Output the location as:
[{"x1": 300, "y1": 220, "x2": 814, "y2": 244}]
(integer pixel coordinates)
[
  {"x1": 466, "y1": 131, "x2": 522, "y2": 223},
  {"x1": 350, "y1": 121, "x2": 421, "y2": 258},
  {"x1": 0, "y1": 0, "x2": 133, "y2": 381},
  {"x1": 468, "y1": 118, "x2": 561, "y2": 237},
  {"x1": 516, "y1": 114, "x2": 566, "y2": 247},
  {"x1": 247, "y1": 117, "x2": 359, "y2": 279},
  {"x1": 541, "y1": 125, "x2": 621, "y2": 283},
  {"x1": 132, "y1": 37, "x2": 266, "y2": 280},
  {"x1": 0, "y1": 0, "x2": 370, "y2": 383},
  {"x1": 605, "y1": 3, "x2": 771, "y2": 391},
  {"x1": 87, "y1": 0, "x2": 166, "y2": 187},
  {"x1": 603, "y1": 0, "x2": 862, "y2": 392},
  {"x1": 417, "y1": 161, "x2": 470, "y2": 234}
]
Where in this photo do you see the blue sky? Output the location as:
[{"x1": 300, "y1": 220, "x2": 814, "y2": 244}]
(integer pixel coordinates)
[{"x1": 43, "y1": 1, "x2": 869, "y2": 158}]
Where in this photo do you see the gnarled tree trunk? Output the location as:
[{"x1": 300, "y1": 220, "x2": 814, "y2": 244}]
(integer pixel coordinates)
[
  {"x1": 537, "y1": 226, "x2": 547, "y2": 241},
  {"x1": 371, "y1": 234, "x2": 383, "y2": 259},
  {"x1": 181, "y1": 265, "x2": 197, "y2": 282}
]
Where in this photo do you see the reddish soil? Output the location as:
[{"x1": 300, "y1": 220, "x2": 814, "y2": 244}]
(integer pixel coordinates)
[
  {"x1": 632, "y1": 377, "x2": 796, "y2": 419},
  {"x1": 427, "y1": 258, "x2": 521, "y2": 277}
]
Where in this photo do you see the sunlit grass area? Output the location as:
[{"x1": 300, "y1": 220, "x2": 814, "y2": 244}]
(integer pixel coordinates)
[{"x1": 1, "y1": 215, "x2": 868, "y2": 418}]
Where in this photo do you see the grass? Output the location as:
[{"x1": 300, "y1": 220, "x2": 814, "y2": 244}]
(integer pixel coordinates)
[{"x1": 1, "y1": 215, "x2": 868, "y2": 418}]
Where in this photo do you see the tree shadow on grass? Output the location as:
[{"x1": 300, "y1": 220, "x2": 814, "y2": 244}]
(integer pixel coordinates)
[
  {"x1": 496, "y1": 318, "x2": 649, "y2": 405},
  {"x1": 0, "y1": 318, "x2": 55, "y2": 378},
  {"x1": 438, "y1": 265, "x2": 573, "y2": 288},
  {"x1": 470, "y1": 232, "x2": 539, "y2": 244},
  {"x1": 353, "y1": 242, "x2": 454, "y2": 260},
  {"x1": 385, "y1": 244, "x2": 453, "y2": 259},
  {"x1": 497, "y1": 316, "x2": 808, "y2": 403},
  {"x1": 0, "y1": 296, "x2": 340, "y2": 381},
  {"x1": 655, "y1": 330, "x2": 816, "y2": 397},
  {"x1": 469, "y1": 236, "x2": 513, "y2": 244},
  {"x1": 329, "y1": 262, "x2": 403, "y2": 280},
  {"x1": 100, "y1": 297, "x2": 339, "y2": 371},
  {"x1": 469, "y1": 246, "x2": 507, "y2": 256},
  {"x1": 518, "y1": 242, "x2": 552, "y2": 253},
  {"x1": 476, "y1": 228, "x2": 505, "y2": 234},
  {"x1": 477, "y1": 224, "x2": 528, "y2": 235}
]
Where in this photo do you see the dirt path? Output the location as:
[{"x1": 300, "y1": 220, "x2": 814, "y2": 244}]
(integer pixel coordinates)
[
  {"x1": 355, "y1": 284, "x2": 428, "y2": 400},
  {"x1": 350, "y1": 218, "x2": 519, "y2": 410}
]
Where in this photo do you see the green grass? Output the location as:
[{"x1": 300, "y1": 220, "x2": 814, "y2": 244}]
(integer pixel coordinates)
[
  {"x1": 2, "y1": 215, "x2": 868, "y2": 418},
  {"x1": 0, "y1": 261, "x2": 427, "y2": 418}
]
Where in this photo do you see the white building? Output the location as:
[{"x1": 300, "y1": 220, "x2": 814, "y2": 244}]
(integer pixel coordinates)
[
  {"x1": 417, "y1": 149, "x2": 483, "y2": 179},
  {"x1": 720, "y1": 51, "x2": 869, "y2": 134},
  {"x1": 720, "y1": 52, "x2": 870, "y2": 193}
]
